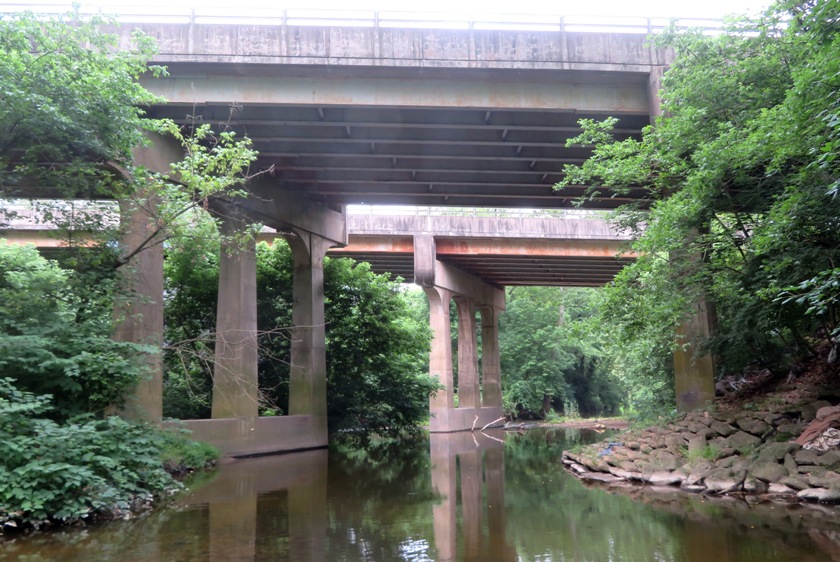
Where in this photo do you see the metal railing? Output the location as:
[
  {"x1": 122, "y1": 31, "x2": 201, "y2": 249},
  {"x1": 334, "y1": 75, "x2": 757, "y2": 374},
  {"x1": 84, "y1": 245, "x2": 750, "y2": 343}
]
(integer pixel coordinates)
[
  {"x1": 346, "y1": 205, "x2": 609, "y2": 220},
  {"x1": 1, "y1": 2, "x2": 732, "y2": 34}
]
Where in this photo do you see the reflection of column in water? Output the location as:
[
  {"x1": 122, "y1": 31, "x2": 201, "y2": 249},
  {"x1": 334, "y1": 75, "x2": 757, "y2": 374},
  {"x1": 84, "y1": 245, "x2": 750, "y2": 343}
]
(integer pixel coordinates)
[
  {"x1": 460, "y1": 449, "x2": 482, "y2": 555},
  {"x1": 484, "y1": 446, "x2": 508, "y2": 551},
  {"x1": 289, "y1": 458, "x2": 328, "y2": 562},
  {"x1": 682, "y1": 520, "x2": 735, "y2": 562},
  {"x1": 209, "y1": 478, "x2": 257, "y2": 562},
  {"x1": 197, "y1": 449, "x2": 328, "y2": 562},
  {"x1": 431, "y1": 444, "x2": 458, "y2": 562},
  {"x1": 430, "y1": 431, "x2": 518, "y2": 562}
]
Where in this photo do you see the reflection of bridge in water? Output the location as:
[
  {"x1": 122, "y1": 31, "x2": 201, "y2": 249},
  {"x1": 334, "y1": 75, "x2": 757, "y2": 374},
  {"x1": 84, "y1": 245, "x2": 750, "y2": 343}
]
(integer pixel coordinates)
[{"x1": 180, "y1": 431, "x2": 515, "y2": 561}]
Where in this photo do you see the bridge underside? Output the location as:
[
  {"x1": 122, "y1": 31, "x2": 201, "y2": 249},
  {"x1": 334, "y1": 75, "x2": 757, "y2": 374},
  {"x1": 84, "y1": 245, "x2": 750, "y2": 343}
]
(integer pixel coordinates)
[
  {"x1": 146, "y1": 65, "x2": 652, "y2": 209},
  {"x1": 330, "y1": 235, "x2": 633, "y2": 287}
]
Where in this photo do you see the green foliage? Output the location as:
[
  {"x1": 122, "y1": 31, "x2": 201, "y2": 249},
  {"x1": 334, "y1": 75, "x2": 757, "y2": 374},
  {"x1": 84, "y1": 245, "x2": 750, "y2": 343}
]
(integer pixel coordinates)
[
  {"x1": 686, "y1": 443, "x2": 721, "y2": 462},
  {"x1": 0, "y1": 9, "x2": 161, "y2": 196},
  {"x1": 157, "y1": 428, "x2": 220, "y2": 473},
  {"x1": 163, "y1": 237, "x2": 437, "y2": 434},
  {"x1": 0, "y1": 243, "x2": 149, "y2": 419},
  {"x1": 556, "y1": 1, "x2": 840, "y2": 400},
  {"x1": 499, "y1": 287, "x2": 623, "y2": 418},
  {"x1": 0, "y1": 378, "x2": 178, "y2": 530}
]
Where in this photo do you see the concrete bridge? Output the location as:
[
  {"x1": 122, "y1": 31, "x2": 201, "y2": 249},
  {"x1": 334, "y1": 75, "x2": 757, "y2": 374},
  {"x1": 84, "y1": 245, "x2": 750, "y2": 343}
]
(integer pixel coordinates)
[
  {"x1": 2, "y1": 204, "x2": 633, "y2": 446},
  {"x1": 3, "y1": 4, "x2": 715, "y2": 455}
]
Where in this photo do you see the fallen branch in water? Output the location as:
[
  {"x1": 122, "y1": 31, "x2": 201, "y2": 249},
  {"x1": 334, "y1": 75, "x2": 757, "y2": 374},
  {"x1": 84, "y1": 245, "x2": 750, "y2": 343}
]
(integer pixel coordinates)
[{"x1": 480, "y1": 417, "x2": 506, "y2": 431}]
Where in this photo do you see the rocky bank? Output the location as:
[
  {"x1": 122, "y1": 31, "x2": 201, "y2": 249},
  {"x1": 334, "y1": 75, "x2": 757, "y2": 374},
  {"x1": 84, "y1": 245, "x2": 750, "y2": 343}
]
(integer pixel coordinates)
[{"x1": 562, "y1": 400, "x2": 840, "y2": 503}]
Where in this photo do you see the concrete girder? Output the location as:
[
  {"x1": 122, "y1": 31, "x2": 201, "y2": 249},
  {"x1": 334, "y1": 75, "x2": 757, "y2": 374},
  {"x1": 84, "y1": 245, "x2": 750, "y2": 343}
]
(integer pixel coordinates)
[
  {"x1": 142, "y1": 74, "x2": 649, "y2": 115},
  {"x1": 221, "y1": 178, "x2": 347, "y2": 246}
]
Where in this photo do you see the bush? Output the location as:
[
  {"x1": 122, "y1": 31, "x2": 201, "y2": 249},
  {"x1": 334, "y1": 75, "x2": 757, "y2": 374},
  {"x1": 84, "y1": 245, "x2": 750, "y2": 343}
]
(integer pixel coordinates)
[
  {"x1": 0, "y1": 378, "x2": 181, "y2": 531},
  {"x1": 0, "y1": 243, "x2": 148, "y2": 419}
]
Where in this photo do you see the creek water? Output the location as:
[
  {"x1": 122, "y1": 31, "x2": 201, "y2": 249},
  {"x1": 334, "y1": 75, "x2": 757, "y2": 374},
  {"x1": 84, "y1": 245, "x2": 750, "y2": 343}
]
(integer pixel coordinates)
[{"x1": 3, "y1": 427, "x2": 840, "y2": 561}]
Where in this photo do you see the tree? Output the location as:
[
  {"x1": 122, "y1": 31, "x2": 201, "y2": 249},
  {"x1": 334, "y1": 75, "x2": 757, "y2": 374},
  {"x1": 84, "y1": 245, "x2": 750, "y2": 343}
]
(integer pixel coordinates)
[
  {"x1": 499, "y1": 286, "x2": 623, "y2": 418},
  {"x1": 0, "y1": 10, "x2": 159, "y2": 198},
  {"x1": 556, "y1": 1, "x2": 840, "y2": 403}
]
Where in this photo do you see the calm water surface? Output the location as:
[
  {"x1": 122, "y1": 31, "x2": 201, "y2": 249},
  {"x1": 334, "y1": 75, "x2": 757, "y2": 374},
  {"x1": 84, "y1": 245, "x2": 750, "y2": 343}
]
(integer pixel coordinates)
[{"x1": 3, "y1": 428, "x2": 840, "y2": 561}]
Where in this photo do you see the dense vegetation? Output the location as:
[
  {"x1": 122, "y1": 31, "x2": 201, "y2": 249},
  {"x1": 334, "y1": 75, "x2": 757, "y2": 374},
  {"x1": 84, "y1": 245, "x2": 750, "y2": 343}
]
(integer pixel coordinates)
[
  {"x1": 163, "y1": 223, "x2": 438, "y2": 434},
  {"x1": 499, "y1": 286, "x2": 623, "y2": 419},
  {"x1": 557, "y1": 0, "x2": 840, "y2": 413},
  {"x1": 0, "y1": 12, "x2": 242, "y2": 530}
]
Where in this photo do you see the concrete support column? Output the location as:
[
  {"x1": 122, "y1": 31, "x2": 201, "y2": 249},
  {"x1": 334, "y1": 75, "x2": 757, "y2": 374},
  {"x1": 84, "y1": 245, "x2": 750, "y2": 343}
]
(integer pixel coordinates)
[
  {"x1": 455, "y1": 297, "x2": 479, "y2": 409},
  {"x1": 212, "y1": 209, "x2": 259, "y2": 420},
  {"x1": 425, "y1": 286, "x2": 455, "y2": 412},
  {"x1": 674, "y1": 298, "x2": 716, "y2": 411},
  {"x1": 113, "y1": 196, "x2": 164, "y2": 421},
  {"x1": 477, "y1": 305, "x2": 502, "y2": 409},
  {"x1": 285, "y1": 230, "x2": 334, "y2": 444}
]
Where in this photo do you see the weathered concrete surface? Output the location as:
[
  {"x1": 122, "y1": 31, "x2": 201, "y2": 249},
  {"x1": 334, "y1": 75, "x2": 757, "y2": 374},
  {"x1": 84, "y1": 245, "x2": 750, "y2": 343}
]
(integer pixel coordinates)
[
  {"x1": 124, "y1": 24, "x2": 670, "y2": 73},
  {"x1": 144, "y1": 73, "x2": 649, "y2": 114},
  {"x1": 175, "y1": 415, "x2": 328, "y2": 457},
  {"x1": 113, "y1": 135, "x2": 183, "y2": 421},
  {"x1": 346, "y1": 214, "x2": 630, "y2": 240},
  {"x1": 285, "y1": 230, "x2": 335, "y2": 449},
  {"x1": 425, "y1": 285, "x2": 455, "y2": 412},
  {"x1": 239, "y1": 178, "x2": 347, "y2": 245},
  {"x1": 455, "y1": 297, "x2": 480, "y2": 409},
  {"x1": 478, "y1": 305, "x2": 503, "y2": 409},
  {"x1": 674, "y1": 298, "x2": 717, "y2": 412},
  {"x1": 210, "y1": 207, "x2": 259, "y2": 421}
]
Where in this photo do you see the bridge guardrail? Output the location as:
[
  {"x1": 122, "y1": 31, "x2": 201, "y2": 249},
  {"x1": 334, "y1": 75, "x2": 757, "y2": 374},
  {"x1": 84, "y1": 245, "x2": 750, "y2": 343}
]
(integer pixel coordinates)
[
  {"x1": 346, "y1": 205, "x2": 609, "y2": 220},
  {"x1": 1, "y1": 1, "x2": 738, "y2": 34}
]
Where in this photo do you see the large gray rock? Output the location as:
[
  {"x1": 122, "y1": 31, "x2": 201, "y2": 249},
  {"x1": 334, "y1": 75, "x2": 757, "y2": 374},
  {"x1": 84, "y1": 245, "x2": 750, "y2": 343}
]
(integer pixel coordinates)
[
  {"x1": 726, "y1": 431, "x2": 763, "y2": 454},
  {"x1": 743, "y1": 477, "x2": 768, "y2": 494},
  {"x1": 749, "y1": 461, "x2": 789, "y2": 483},
  {"x1": 608, "y1": 467, "x2": 638, "y2": 480},
  {"x1": 664, "y1": 435, "x2": 688, "y2": 449},
  {"x1": 757, "y1": 442, "x2": 800, "y2": 462},
  {"x1": 797, "y1": 487, "x2": 840, "y2": 502},
  {"x1": 768, "y1": 483, "x2": 797, "y2": 494},
  {"x1": 775, "y1": 422, "x2": 805, "y2": 438},
  {"x1": 711, "y1": 421, "x2": 738, "y2": 437},
  {"x1": 795, "y1": 449, "x2": 821, "y2": 465},
  {"x1": 718, "y1": 455, "x2": 740, "y2": 468},
  {"x1": 580, "y1": 472, "x2": 623, "y2": 483},
  {"x1": 687, "y1": 435, "x2": 708, "y2": 454},
  {"x1": 737, "y1": 416, "x2": 771, "y2": 436},
  {"x1": 815, "y1": 450, "x2": 840, "y2": 467},
  {"x1": 704, "y1": 467, "x2": 746, "y2": 493},
  {"x1": 806, "y1": 471, "x2": 840, "y2": 489},
  {"x1": 780, "y1": 476, "x2": 809, "y2": 490},
  {"x1": 800, "y1": 400, "x2": 832, "y2": 421},
  {"x1": 650, "y1": 451, "x2": 682, "y2": 471},
  {"x1": 648, "y1": 471, "x2": 684, "y2": 486}
]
